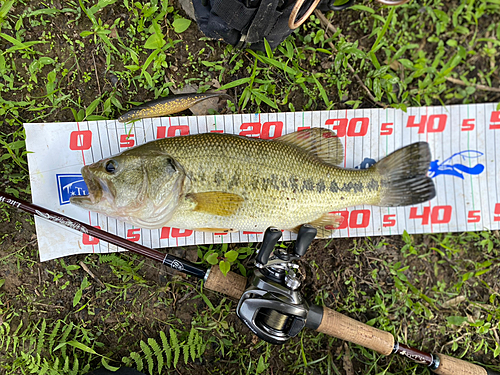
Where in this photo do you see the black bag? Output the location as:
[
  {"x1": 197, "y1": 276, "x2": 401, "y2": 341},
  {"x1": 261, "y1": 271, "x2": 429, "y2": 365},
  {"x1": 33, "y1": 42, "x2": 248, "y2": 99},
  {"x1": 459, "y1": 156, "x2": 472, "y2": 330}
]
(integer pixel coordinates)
[{"x1": 187, "y1": 0, "x2": 354, "y2": 50}]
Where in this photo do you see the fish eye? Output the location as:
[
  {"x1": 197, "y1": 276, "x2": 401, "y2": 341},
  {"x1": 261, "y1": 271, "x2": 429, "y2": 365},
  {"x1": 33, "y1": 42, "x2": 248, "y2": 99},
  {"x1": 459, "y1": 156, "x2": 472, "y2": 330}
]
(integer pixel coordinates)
[{"x1": 105, "y1": 160, "x2": 117, "y2": 174}]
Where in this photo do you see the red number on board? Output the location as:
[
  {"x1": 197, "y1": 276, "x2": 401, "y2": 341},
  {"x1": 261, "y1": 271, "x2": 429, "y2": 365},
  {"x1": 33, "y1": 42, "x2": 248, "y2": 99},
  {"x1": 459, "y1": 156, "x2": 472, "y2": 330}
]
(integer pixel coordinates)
[
  {"x1": 383, "y1": 214, "x2": 396, "y2": 227},
  {"x1": 260, "y1": 121, "x2": 283, "y2": 139},
  {"x1": 490, "y1": 111, "x2": 500, "y2": 130},
  {"x1": 347, "y1": 118, "x2": 369, "y2": 137},
  {"x1": 461, "y1": 119, "x2": 475, "y2": 131},
  {"x1": 330, "y1": 210, "x2": 370, "y2": 229},
  {"x1": 325, "y1": 118, "x2": 369, "y2": 137},
  {"x1": 239, "y1": 122, "x2": 261, "y2": 137},
  {"x1": 467, "y1": 210, "x2": 481, "y2": 223},
  {"x1": 127, "y1": 228, "x2": 141, "y2": 242},
  {"x1": 409, "y1": 205, "x2": 452, "y2": 225},
  {"x1": 160, "y1": 227, "x2": 194, "y2": 239},
  {"x1": 494, "y1": 203, "x2": 500, "y2": 222},
  {"x1": 82, "y1": 226, "x2": 101, "y2": 245},
  {"x1": 70, "y1": 130, "x2": 92, "y2": 150},
  {"x1": 325, "y1": 118, "x2": 348, "y2": 137},
  {"x1": 156, "y1": 125, "x2": 190, "y2": 139},
  {"x1": 120, "y1": 134, "x2": 135, "y2": 148},
  {"x1": 407, "y1": 114, "x2": 447, "y2": 133},
  {"x1": 380, "y1": 123, "x2": 393, "y2": 136}
]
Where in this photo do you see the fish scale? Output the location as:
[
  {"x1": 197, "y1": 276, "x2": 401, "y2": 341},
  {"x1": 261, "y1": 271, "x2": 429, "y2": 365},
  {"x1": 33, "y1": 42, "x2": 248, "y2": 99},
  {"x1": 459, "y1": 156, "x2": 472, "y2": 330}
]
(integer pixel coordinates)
[{"x1": 71, "y1": 129, "x2": 436, "y2": 237}]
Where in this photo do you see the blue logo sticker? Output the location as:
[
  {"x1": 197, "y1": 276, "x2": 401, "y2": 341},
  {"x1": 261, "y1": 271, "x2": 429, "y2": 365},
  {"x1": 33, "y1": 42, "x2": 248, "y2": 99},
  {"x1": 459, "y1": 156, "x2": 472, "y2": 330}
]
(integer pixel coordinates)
[
  {"x1": 56, "y1": 174, "x2": 88, "y2": 205},
  {"x1": 355, "y1": 158, "x2": 376, "y2": 169},
  {"x1": 429, "y1": 150, "x2": 485, "y2": 179}
]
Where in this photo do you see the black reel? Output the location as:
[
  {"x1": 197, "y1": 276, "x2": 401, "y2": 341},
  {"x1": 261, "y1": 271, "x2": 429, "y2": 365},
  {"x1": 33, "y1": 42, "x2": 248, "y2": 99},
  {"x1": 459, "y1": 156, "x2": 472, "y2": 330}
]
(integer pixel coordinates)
[{"x1": 236, "y1": 225, "x2": 323, "y2": 344}]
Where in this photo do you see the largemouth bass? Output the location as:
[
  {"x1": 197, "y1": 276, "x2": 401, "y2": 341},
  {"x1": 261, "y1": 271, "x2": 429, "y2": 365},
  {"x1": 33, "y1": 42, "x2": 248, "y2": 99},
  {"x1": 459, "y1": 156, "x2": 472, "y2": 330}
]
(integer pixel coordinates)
[
  {"x1": 118, "y1": 92, "x2": 235, "y2": 122},
  {"x1": 70, "y1": 128, "x2": 435, "y2": 237}
]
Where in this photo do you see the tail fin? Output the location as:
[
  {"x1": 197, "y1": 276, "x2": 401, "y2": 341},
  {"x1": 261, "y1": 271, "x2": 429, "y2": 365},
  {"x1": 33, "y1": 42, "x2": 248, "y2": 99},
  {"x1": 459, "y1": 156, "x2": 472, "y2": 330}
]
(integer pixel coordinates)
[{"x1": 375, "y1": 142, "x2": 436, "y2": 206}]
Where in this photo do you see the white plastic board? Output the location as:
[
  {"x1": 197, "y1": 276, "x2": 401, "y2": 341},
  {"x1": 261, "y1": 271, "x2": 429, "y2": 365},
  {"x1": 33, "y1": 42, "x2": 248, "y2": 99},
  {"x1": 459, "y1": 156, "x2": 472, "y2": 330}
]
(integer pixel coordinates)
[{"x1": 25, "y1": 103, "x2": 500, "y2": 261}]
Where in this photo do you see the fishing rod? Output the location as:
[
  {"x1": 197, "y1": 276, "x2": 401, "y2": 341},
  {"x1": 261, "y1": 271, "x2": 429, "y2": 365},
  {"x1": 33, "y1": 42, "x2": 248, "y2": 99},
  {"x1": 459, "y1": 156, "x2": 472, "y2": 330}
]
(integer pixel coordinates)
[{"x1": 1, "y1": 190, "x2": 498, "y2": 375}]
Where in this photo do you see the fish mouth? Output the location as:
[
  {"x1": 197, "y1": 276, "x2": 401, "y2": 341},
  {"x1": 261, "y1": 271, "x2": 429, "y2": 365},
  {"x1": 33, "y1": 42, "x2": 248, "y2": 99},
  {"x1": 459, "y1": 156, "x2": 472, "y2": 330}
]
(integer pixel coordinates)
[{"x1": 69, "y1": 166, "x2": 103, "y2": 207}]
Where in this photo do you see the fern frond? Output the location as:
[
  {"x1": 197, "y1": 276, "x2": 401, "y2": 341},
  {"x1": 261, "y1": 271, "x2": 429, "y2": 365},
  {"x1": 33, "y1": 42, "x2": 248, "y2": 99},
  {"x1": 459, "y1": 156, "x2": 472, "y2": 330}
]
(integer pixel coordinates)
[
  {"x1": 197, "y1": 333, "x2": 207, "y2": 358},
  {"x1": 48, "y1": 320, "x2": 61, "y2": 353},
  {"x1": 69, "y1": 355, "x2": 80, "y2": 375},
  {"x1": 188, "y1": 327, "x2": 196, "y2": 363},
  {"x1": 148, "y1": 337, "x2": 163, "y2": 374},
  {"x1": 59, "y1": 322, "x2": 74, "y2": 358},
  {"x1": 183, "y1": 343, "x2": 189, "y2": 365},
  {"x1": 140, "y1": 340, "x2": 154, "y2": 375},
  {"x1": 160, "y1": 331, "x2": 171, "y2": 368},
  {"x1": 52, "y1": 357, "x2": 60, "y2": 370},
  {"x1": 130, "y1": 351, "x2": 143, "y2": 372},
  {"x1": 170, "y1": 329, "x2": 180, "y2": 369},
  {"x1": 63, "y1": 355, "x2": 70, "y2": 373},
  {"x1": 36, "y1": 319, "x2": 47, "y2": 356}
]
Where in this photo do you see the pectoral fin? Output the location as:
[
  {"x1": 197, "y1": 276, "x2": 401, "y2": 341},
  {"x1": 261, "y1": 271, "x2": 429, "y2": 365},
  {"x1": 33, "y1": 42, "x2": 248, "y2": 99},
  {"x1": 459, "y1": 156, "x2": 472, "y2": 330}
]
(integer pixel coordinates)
[
  {"x1": 189, "y1": 192, "x2": 244, "y2": 216},
  {"x1": 291, "y1": 213, "x2": 344, "y2": 238}
]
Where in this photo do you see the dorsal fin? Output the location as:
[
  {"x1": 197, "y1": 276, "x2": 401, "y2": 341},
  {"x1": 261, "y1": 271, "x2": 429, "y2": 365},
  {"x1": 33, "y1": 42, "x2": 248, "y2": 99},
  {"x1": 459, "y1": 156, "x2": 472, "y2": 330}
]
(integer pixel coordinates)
[{"x1": 275, "y1": 128, "x2": 344, "y2": 165}]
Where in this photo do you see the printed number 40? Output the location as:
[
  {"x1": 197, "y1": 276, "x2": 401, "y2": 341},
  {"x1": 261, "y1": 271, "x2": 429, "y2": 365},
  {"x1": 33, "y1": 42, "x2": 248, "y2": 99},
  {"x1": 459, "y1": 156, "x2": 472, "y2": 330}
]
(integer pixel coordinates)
[{"x1": 409, "y1": 206, "x2": 452, "y2": 225}]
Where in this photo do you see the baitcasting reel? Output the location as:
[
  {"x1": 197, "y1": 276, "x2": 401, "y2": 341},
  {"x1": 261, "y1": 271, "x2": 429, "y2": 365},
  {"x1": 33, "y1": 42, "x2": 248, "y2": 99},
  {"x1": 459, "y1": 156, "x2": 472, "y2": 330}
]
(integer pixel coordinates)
[{"x1": 236, "y1": 225, "x2": 323, "y2": 344}]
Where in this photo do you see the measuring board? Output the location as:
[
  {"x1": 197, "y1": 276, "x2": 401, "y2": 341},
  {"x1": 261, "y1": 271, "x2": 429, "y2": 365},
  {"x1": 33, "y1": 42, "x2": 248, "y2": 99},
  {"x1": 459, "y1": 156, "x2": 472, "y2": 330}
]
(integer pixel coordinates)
[{"x1": 25, "y1": 102, "x2": 500, "y2": 261}]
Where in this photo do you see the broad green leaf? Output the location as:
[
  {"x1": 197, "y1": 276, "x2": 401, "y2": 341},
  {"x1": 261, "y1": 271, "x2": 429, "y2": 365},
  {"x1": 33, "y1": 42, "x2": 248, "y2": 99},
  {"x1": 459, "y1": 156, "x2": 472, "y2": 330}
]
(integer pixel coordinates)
[
  {"x1": 219, "y1": 260, "x2": 230, "y2": 276},
  {"x1": 144, "y1": 32, "x2": 165, "y2": 49},
  {"x1": 224, "y1": 250, "x2": 238, "y2": 263},
  {"x1": 172, "y1": 18, "x2": 191, "y2": 33},
  {"x1": 86, "y1": 98, "x2": 101, "y2": 118},
  {"x1": 0, "y1": 279, "x2": 4, "y2": 289},
  {"x1": 39, "y1": 57, "x2": 55, "y2": 65},
  {"x1": 350, "y1": 4, "x2": 375, "y2": 13},
  {"x1": 144, "y1": 71, "x2": 153, "y2": 87},
  {"x1": 73, "y1": 289, "x2": 82, "y2": 307},
  {"x1": 256, "y1": 355, "x2": 269, "y2": 374},
  {"x1": 446, "y1": 316, "x2": 468, "y2": 326},
  {"x1": 206, "y1": 253, "x2": 219, "y2": 265},
  {"x1": 8, "y1": 140, "x2": 25, "y2": 150}
]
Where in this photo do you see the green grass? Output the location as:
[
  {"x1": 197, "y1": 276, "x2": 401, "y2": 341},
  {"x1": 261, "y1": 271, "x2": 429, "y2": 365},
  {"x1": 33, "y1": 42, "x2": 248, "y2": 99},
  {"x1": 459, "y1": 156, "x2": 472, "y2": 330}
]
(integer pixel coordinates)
[{"x1": 1, "y1": 0, "x2": 500, "y2": 373}]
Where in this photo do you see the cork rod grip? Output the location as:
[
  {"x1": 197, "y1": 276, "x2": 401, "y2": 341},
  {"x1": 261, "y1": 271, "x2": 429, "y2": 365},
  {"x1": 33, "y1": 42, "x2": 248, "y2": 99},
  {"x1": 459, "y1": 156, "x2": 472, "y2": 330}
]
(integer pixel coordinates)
[
  {"x1": 204, "y1": 265, "x2": 247, "y2": 300},
  {"x1": 433, "y1": 354, "x2": 492, "y2": 375},
  {"x1": 316, "y1": 306, "x2": 395, "y2": 355}
]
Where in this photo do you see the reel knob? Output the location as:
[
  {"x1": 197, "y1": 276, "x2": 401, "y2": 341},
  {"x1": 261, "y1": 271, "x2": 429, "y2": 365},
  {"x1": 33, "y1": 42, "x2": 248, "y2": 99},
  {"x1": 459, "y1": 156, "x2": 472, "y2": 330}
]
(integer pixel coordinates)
[
  {"x1": 293, "y1": 224, "x2": 317, "y2": 257},
  {"x1": 255, "y1": 227, "x2": 282, "y2": 266}
]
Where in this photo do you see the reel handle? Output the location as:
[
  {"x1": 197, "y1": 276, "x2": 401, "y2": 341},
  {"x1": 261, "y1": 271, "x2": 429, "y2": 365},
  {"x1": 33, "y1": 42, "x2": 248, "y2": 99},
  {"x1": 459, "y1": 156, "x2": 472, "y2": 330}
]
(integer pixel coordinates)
[
  {"x1": 255, "y1": 227, "x2": 282, "y2": 265},
  {"x1": 293, "y1": 224, "x2": 317, "y2": 257}
]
